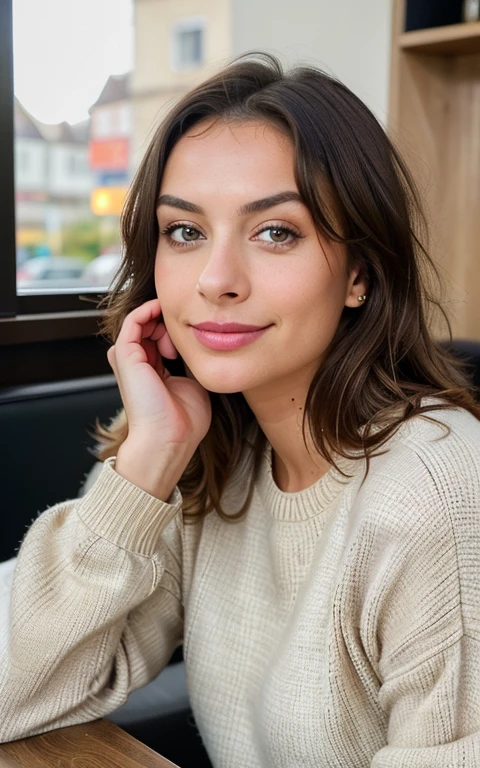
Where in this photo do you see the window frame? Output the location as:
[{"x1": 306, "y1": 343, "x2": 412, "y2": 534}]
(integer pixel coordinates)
[
  {"x1": 170, "y1": 16, "x2": 206, "y2": 72},
  {"x1": 0, "y1": 0, "x2": 108, "y2": 346},
  {"x1": 0, "y1": 0, "x2": 17, "y2": 321}
]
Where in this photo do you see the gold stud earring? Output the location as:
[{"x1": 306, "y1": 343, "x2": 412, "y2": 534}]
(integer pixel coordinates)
[{"x1": 357, "y1": 294, "x2": 366, "y2": 302}]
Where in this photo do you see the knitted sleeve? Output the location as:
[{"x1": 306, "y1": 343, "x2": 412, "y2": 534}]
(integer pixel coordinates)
[
  {"x1": 365, "y1": 423, "x2": 480, "y2": 766},
  {"x1": 371, "y1": 638, "x2": 480, "y2": 767},
  {"x1": 0, "y1": 458, "x2": 185, "y2": 743}
]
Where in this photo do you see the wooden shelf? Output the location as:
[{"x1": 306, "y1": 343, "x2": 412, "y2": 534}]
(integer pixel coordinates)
[
  {"x1": 389, "y1": 0, "x2": 480, "y2": 340},
  {"x1": 400, "y1": 21, "x2": 480, "y2": 55}
]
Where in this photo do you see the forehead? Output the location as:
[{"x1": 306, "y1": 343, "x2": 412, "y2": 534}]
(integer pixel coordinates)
[{"x1": 160, "y1": 119, "x2": 296, "y2": 195}]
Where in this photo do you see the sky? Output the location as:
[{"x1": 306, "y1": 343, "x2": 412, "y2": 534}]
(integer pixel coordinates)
[{"x1": 13, "y1": 0, "x2": 134, "y2": 125}]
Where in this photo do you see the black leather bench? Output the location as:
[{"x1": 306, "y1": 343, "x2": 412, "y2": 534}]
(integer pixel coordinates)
[{"x1": 0, "y1": 375, "x2": 122, "y2": 562}]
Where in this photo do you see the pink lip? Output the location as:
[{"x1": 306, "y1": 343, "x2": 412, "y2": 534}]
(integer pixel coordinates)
[
  {"x1": 192, "y1": 322, "x2": 266, "y2": 332},
  {"x1": 190, "y1": 322, "x2": 271, "y2": 351}
]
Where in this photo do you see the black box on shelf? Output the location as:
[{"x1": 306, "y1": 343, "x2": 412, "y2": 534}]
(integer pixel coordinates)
[{"x1": 405, "y1": 0, "x2": 464, "y2": 31}]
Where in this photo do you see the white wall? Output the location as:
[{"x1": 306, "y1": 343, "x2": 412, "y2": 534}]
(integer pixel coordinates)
[{"x1": 230, "y1": 0, "x2": 393, "y2": 125}]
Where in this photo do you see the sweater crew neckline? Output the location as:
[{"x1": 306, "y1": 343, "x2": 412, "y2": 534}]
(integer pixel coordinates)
[
  {"x1": 256, "y1": 399, "x2": 447, "y2": 522},
  {"x1": 257, "y1": 443, "x2": 365, "y2": 522}
]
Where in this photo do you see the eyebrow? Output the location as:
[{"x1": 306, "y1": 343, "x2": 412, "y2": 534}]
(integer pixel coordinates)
[{"x1": 156, "y1": 191, "x2": 304, "y2": 217}]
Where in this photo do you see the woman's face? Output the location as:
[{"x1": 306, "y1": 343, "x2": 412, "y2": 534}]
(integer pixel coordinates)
[{"x1": 154, "y1": 119, "x2": 365, "y2": 397}]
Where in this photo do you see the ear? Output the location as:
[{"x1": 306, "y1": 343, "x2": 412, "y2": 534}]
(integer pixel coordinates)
[{"x1": 344, "y1": 264, "x2": 369, "y2": 309}]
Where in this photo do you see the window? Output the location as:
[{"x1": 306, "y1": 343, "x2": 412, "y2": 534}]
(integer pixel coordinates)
[
  {"x1": 171, "y1": 17, "x2": 206, "y2": 71},
  {"x1": 8, "y1": 0, "x2": 134, "y2": 306},
  {"x1": 0, "y1": 0, "x2": 226, "y2": 378}
]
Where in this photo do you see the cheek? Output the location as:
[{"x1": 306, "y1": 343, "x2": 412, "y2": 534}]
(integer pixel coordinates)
[
  {"x1": 277, "y1": 270, "x2": 349, "y2": 364},
  {"x1": 278, "y1": 264, "x2": 346, "y2": 323},
  {"x1": 153, "y1": 260, "x2": 194, "y2": 354},
  {"x1": 155, "y1": 259, "x2": 186, "y2": 311}
]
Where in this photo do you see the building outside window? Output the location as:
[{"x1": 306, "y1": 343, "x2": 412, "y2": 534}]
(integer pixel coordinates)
[{"x1": 171, "y1": 17, "x2": 206, "y2": 71}]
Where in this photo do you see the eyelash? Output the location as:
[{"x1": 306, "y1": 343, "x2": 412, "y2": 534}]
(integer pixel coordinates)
[{"x1": 159, "y1": 222, "x2": 304, "y2": 251}]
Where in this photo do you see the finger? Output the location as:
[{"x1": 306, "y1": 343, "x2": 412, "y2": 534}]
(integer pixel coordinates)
[
  {"x1": 154, "y1": 343, "x2": 170, "y2": 380},
  {"x1": 117, "y1": 300, "x2": 163, "y2": 350},
  {"x1": 158, "y1": 329, "x2": 178, "y2": 360},
  {"x1": 140, "y1": 318, "x2": 164, "y2": 340},
  {"x1": 150, "y1": 322, "x2": 178, "y2": 360},
  {"x1": 124, "y1": 299, "x2": 162, "y2": 331},
  {"x1": 150, "y1": 322, "x2": 167, "y2": 342},
  {"x1": 149, "y1": 321, "x2": 178, "y2": 358},
  {"x1": 142, "y1": 338, "x2": 158, "y2": 369},
  {"x1": 144, "y1": 339, "x2": 171, "y2": 377}
]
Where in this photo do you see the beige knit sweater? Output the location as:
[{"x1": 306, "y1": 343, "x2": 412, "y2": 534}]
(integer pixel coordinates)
[{"x1": 1, "y1": 404, "x2": 480, "y2": 767}]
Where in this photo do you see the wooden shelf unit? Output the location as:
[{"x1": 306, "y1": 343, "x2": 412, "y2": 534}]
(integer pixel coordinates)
[
  {"x1": 389, "y1": 0, "x2": 480, "y2": 340},
  {"x1": 400, "y1": 21, "x2": 480, "y2": 56}
]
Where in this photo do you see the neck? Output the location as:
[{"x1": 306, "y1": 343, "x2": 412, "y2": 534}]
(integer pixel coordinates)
[{"x1": 243, "y1": 372, "x2": 331, "y2": 493}]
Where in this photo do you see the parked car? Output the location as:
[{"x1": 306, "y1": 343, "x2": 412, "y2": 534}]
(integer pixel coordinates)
[
  {"x1": 81, "y1": 253, "x2": 122, "y2": 288},
  {"x1": 17, "y1": 256, "x2": 88, "y2": 290}
]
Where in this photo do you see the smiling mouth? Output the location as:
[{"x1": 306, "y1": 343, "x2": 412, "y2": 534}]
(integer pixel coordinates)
[
  {"x1": 191, "y1": 322, "x2": 268, "y2": 333},
  {"x1": 190, "y1": 323, "x2": 272, "y2": 350}
]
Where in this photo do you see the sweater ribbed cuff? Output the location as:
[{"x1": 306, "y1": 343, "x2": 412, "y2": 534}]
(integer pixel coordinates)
[{"x1": 76, "y1": 457, "x2": 183, "y2": 556}]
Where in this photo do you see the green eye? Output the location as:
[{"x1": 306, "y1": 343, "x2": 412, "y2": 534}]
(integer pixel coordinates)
[
  {"x1": 256, "y1": 226, "x2": 296, "y2": 245},
  {"x1": 171, "y1": 226, "x2": 201, "y2": 242},
  {"x1": 270, "y1": 228, "x2": 289, "y2": 242}
]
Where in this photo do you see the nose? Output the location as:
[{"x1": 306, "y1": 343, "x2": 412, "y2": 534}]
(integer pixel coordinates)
[{"x1": 195, "y1": 236, "x2": 250, "y2": 305}]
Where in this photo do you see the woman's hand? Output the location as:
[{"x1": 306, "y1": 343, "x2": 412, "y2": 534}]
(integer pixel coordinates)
[{"x1": 107, "y1": 299, "x2": 212, "y2": 498}]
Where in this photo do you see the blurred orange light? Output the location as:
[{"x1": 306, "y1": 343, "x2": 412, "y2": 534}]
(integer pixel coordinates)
[{"x1": 90, "y1": 187, "x2": 128, "y2": 216}]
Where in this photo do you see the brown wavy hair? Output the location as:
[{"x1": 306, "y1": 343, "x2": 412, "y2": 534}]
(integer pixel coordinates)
[{"x1": 94, "y1": 51, "x2": 480, "y2": 522}]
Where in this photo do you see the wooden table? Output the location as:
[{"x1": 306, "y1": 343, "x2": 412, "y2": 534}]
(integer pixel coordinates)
[{"x1": 0, "y1": 719, "x2": 180, "y2": 767}]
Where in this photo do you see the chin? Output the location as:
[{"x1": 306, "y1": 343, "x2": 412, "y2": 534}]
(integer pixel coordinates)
[
  {"x1": 205, "y1": 383, "x2": 245, "y2": 395},
  {"x1": 185, "y1": 358, "x2": 262, "y2": 395},
  {"x1": 191, "y1": 371, "x2": 253, "y2": 395}
]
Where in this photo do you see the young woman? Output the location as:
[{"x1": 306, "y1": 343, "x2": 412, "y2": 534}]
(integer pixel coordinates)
[{"x1": 1, "y1": 53, "x2": 480, "y2": 767}]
